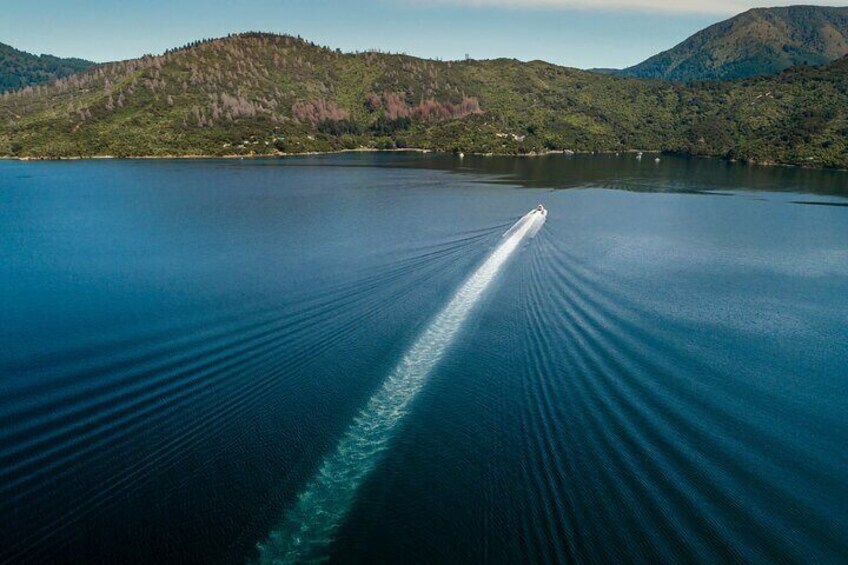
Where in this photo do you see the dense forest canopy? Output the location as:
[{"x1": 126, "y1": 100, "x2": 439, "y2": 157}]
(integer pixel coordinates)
[{"x1": 0, "y1": 42, "x2": 94, "y2": 93}]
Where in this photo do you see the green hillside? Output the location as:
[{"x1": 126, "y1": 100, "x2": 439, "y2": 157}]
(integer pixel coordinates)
[
  {"x1": 0, "y1": 42, "x2": 94, "y2": 93},
  {"x1": 1, "y1": 33, "x2": 846, "y2": 168},
  {"x1": 678, "y1": 56, "x2": 848, "y2": 167},
  {"x1": 619, "y1": 6, "x2": 848, "y2": 82}
]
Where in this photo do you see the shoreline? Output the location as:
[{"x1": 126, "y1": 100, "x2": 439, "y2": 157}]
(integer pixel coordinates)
[
  {"x1": 0, "y1": 147, "x2": 666, "y2": 162},
  {"x1": 1, "y1": 148, "x2": 844, "y2": 172},
  {"x1": 2, "y1": 147, "x2": 434, "y2": 161}
]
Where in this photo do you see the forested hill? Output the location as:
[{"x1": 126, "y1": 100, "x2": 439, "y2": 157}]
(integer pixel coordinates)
[
  {"x1": 618, "y1": 6, "x2": 848, "y2": 82},
  {"x1": 1, "y1": 33, "x2": 846, "y2": 168},
  {"x1": 0, "y1": 42, "x2": 94, "y2": 93}
]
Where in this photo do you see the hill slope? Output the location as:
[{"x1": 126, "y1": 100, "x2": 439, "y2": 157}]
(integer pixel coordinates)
[
  {"x1": 0, "y1": 42, "x2": 94, "y2": 93},
  {"x1": 1, "y1": 33, "x2": 846, "y2": 168},
  {"x1": 0, "y1": 34, "x2": 691, "y2": 157},
  {"x1": 619, "y1": 6, "x2": 848, "y2": 82}
]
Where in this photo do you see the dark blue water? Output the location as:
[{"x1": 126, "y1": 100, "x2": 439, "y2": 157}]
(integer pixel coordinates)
[{"x1": 1, "y1": 154, "x2": 847, "y2": 564}]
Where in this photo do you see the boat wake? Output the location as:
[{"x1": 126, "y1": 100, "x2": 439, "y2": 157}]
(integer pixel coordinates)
[
  {"x1": 502, "y1": 205, "x2": 547, "y2": 240},
  {"x1": 256, "y1": 207, "x2": 547, "y2": 564}
]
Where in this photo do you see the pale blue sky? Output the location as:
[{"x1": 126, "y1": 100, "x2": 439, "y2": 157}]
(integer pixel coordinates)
[{"x1": 1, "y1": 1, "x2": 845, "y2": 69}]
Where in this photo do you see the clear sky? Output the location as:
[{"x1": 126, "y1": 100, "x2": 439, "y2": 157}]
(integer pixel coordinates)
[{"x1": 2, "y1": 1, "x2": 846, "y2": 69}]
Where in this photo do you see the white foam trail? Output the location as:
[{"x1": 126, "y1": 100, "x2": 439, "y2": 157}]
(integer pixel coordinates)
[
  {"x1": 257, "y1": 209, "x2": 546, "y2": 564},
  {"x1": 501, "y1": 210, "x2": 535, "y2": 239}
]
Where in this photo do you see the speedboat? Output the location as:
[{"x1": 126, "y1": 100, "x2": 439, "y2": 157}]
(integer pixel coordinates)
[{"x1": 503, "y1": 204, "x2": 548, "y2": 238}]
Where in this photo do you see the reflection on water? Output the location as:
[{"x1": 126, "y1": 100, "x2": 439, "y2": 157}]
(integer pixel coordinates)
[
  {"x1": 371, "y1": 151, "x2": 848, "y2": 197},
  {"x1": 1, "y1": 154, "x2": 846, "y2": 564}
]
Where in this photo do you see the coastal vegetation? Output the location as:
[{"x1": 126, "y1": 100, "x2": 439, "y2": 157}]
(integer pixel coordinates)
[{"x1": 1, "y1": 32, "x2": 846, "y2": 167}]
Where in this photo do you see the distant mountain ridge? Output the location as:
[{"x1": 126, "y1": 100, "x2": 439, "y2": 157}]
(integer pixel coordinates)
[
  {"x1": 0, "y1": 42, "x2": 94, "y2": 93},
  {"x1": 618, "y1": 5, "x2": 848, "y2": 81}
]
